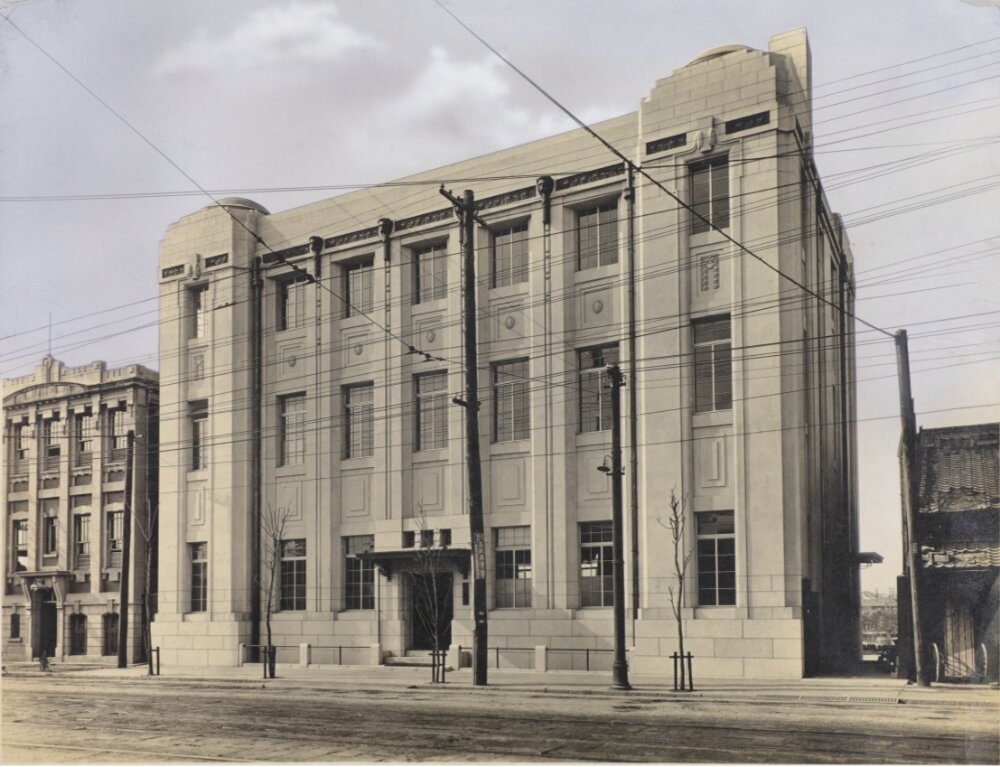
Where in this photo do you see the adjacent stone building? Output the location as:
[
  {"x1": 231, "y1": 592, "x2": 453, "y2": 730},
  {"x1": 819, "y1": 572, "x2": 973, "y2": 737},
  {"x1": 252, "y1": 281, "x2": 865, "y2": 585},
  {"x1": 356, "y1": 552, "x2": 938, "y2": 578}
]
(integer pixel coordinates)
[
  {"x1": 151, "y1": 28, "x2": 861, "y2": 677},
  {"x1": 3, "y1": 356, "x2": 158, "y2": 664}
]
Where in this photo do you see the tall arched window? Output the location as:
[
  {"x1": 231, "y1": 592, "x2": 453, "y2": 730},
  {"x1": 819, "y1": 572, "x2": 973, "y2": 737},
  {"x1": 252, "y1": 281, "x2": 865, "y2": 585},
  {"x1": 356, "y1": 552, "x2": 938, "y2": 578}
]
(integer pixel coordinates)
[
  {"x1": 69, "y1": 613, "x2": 87, "y2": 655},
  {"x1": 102, "y1": 613, "x2": 118, "y2": 656}
]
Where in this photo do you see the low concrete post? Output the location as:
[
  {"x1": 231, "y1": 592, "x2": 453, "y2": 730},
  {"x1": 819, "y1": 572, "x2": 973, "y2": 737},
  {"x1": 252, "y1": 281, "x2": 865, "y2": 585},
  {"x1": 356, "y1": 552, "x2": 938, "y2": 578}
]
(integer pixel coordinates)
[
  {"x1": 370, "y1": 643, "x2": 382, "y2": 666},
  {"x1": 299, "y1": 643, "x2": 310, "y2": 668},
  {"x1": 237, "y1": 642, "x2": 245, "y2": 667},
  {"x1": 535, "y1": 645, "x2": 547, "y2": 672}
]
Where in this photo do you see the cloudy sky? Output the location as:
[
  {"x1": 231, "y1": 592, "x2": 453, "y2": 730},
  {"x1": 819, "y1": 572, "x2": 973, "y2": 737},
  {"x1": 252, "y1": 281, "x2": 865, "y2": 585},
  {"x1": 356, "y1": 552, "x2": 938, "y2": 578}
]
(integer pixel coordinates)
[{"x1": 1, "y1": 0, "x2": 998, "y2": 593}]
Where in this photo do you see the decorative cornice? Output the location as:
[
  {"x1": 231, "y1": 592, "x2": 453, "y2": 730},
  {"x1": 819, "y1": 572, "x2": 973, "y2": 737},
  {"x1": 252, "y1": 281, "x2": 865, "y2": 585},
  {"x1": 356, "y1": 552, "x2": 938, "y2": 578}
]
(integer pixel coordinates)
[
  {"x1": 395, "y1": 207, "x2": 455, "y2": 232},
  {"x1": 326, "y1": 226, "x2": 381, "y2": 249},
  {"x1": 204, "y1": 253, "x2": 228, "y2": 268},
  {"x1": 645, "y1": 132, "x2": 687, "y2": 155},
  {"x1": 555, "y1": 162, "x2": 626, "y2": 191},
  {"x1": 263, "y1": 243, "x2": 311, "y2": 265},
  {"x1": 725, "y1": 110, "x2": 770, "y2": 135},
  {"x1": 475, "y1": 185, "x2": 537, "y2": 212},
  {"x1": 160, "y1": 264, "x2": 185, "y2": 279}
]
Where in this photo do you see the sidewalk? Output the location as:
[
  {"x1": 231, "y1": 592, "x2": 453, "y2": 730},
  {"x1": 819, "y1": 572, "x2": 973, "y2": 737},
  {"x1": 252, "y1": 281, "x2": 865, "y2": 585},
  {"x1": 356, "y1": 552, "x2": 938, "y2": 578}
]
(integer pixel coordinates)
[{"x1": 6, "y1": 660, "x2": 998, "y2": 709}]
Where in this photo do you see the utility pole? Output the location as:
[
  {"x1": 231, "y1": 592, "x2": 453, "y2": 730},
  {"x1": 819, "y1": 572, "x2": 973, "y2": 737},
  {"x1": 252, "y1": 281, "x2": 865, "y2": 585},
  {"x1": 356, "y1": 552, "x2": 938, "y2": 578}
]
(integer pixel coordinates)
[
  {"x1": 606, "y1": 364, "x2": 631, "y2": 690},
  {"x1": 895, "y1": 330, "x2": 929, "y2": 686},
  {"x1": 118, "y1": 429, "x2": 135, "y2": 669},
  {"x1": 440, "y1": 186, "x2": 488, "y2": 686},
  {"x1": 625, "y1": 166, "x2": 640, "y2": 634}
]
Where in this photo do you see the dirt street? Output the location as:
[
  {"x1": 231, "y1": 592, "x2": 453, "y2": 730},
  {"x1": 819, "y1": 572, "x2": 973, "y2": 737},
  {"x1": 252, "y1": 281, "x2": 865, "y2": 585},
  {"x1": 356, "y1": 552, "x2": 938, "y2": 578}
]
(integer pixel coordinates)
[{"x1": 2, "y1": 675, "x2": 997, "y2": 763}]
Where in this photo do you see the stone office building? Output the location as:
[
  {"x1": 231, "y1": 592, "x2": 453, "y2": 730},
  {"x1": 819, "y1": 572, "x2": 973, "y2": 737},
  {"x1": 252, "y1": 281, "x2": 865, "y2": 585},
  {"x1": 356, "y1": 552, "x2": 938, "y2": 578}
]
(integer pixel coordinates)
[
  {"x1": 152, "y1": 28, "x2": 861, "y2": 677},
  {"x1": 3, "y1": 356, "x2": 158, "y2": 664}
]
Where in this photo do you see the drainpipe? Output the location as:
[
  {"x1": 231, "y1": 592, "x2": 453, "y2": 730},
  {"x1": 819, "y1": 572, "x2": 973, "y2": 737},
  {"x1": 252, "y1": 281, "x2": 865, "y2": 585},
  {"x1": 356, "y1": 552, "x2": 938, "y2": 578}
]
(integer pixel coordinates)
[
  {"x1": 249, "y1": 259, "x2": 263, "y2": 652},
  {"x1": 536, "y1": 176, "x2": 554, "y2": 608},
  {"x1": 310, "y1": 236, "x2": 323, "y2": 614}
]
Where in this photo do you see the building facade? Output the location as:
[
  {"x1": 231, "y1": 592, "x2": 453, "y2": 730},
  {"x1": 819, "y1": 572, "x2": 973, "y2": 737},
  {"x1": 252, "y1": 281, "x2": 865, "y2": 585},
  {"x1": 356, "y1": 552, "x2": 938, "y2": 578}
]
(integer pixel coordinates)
[
  {"x1": 152, "y1": 28, "x2": 860, "y2": 677},
  {"x1": 899, "y1": 423, "x2": 999, "y2": 683},
  {"x1": 2, "y1": 356, "x2": 158, "y2": 664}
]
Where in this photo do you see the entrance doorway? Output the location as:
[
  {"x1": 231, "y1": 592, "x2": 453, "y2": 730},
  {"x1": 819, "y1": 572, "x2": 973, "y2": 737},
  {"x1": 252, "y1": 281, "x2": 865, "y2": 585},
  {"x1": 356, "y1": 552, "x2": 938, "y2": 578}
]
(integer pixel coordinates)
[
  {"x1": 31, "y1": 587, "x2": 57, "y2": 660},
  {"x1": 409, "y1": 572, "x2": 453, "y2": 651}
]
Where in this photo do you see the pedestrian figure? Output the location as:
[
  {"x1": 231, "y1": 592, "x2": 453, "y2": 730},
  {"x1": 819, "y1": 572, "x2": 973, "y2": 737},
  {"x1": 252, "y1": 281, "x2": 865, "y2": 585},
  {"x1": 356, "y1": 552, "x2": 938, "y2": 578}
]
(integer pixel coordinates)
[{"x1": 38, "y1": 652, "x2": 50, "y2": 672}]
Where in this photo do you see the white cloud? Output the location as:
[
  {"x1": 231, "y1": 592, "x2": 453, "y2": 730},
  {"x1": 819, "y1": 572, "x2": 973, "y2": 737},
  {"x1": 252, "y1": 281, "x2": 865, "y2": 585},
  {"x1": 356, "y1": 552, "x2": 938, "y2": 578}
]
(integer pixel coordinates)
[{"x1": 155, "y1": 2, "x2": 379, "y2": 75}]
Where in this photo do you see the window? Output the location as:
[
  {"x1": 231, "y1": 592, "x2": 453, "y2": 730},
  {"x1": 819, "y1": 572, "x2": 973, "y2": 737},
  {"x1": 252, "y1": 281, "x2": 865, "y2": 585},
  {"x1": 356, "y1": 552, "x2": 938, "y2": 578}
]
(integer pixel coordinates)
[
  {"x1": 693, "y1": 316, "x2": 732, "y2": 412},
  {"x1": 189, "y1": 284, "x2": 209, "y2": 339},
  {"x1": 691, "y1": 156, "x2": 729, "y2": 234},
  {"x1": 414, "y1": 243, "x2": 447, "y2": 303},
  {"x1": 69, "y1": 614, "x2": 87, "y2": 655},
  {"x1": 344, "y1": 383, "x2": 374, "y2": 458},
  {"x1": 344, "y1": 535, "x2": 374, "y2": 610},
  {"x1": 577, "y1": 202, "x2": 618, "y2": 270},
  {"x1": 12, "y1": 519, "x2": 28, "y2": 572},
  {"x1": 10, "y1": 613, "x2": 20, "y2": 639},
  {"x1": 579, "y1": 521, "x2": 613, "y2": 607},
  {"x1": 697, "y1": 511, "x2": 736, "y2": 606},
  {"x1": 492, "y1": 224, "x2": 528, "y2": 287},
  {"x1": 190, "y1": 402, "x2": 208, "y2": 471},
  {"x1": 12, "y1": 423, "x2": 28, "y2": 462},
  {"x1": 43, "y1": 516, "x2": 57, "y2": 557},
  {"x1": 278, "y1": 394, "x2": 306, "y2": 467},
  {"x1": 415, "y1": 372, "x2": 448, "y2": 451},
  {"x1": 493, "y1": 359, "x2": 529, "y2": 442},
  {"x1": 75, "y1": 413, "x2": 94, "y2": 455},
  {"x1": 494, "y1": 526, "x2": 531, "y2": 608},
  {"x1": 106, "y1": 510, "x2": 123, "y2": 567},
  {"x1": 108, "y1": 409, "x2": 128, "y2": 460},
  {"x1": 280, "y1": 539, "x2": 306, "y2": 611},
  {"x1": 74, "y1": 514, "x2": 91, "y2": 567},
  {"x1": 190, "y1": 542, "x2": 208, "y2": 612},
  {"x1": 344, "y1": 256, "x2": 374, "y2": 317},
  {"x1": 578, "y1": 344, "x2": 619, "y2": 433},
  {"x1": 420, "y1": 529, "x2": 434, "y2": 549},
  {"x1": 102, "y1": 613, "x2": 119, "y2": 655},
  {"x1": 438, "y1": 529, "x2": 451, "y2": 547},
  {"x1": 278, "y1": 278, "x2": 307, "y2": 331},
  {"x1": 43, "y1": 419, "x2": 60, "y2": 460}
]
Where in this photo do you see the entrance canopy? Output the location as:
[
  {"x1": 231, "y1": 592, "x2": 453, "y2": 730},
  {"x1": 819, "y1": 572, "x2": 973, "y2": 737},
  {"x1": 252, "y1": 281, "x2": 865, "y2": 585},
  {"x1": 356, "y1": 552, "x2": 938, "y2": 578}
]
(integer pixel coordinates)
[{"x1": 358, "y1": 548, "x2": 470, "y2": 581}]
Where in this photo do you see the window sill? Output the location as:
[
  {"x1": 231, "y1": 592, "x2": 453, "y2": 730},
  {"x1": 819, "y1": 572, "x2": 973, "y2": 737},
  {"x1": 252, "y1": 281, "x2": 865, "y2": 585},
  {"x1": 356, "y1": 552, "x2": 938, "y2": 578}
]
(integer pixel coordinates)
[
  {"x1": 275, "y1": 464, "x2": 307, "y2": 478},
  {"x1": 689, "y1": 229, "x2": 729, "y2": 247},
  {"x1": 574, "y1": 262, "x2": 620, "y2": 286},
  {"x1": 183, "y1": 612, "x2": 209, "y2": 622},
  {"x1": 693, "y1": 606, "x2": 738, "y2": 619},
  {"x1": 489, "y1": 439, "x2": 530, "y2": 456},
  {"x1": 186, "y1": 469, "x2": 208, "y2": 480},
  {"x1": 412, "y1": 448, "x2": 448, "y2": 464},
  {"x1": 692, "y1": 409, "x2": 732, "y2": 428},
  {"x1": 9, "y1": 638, "x2": 22, "y2": 643},
  {"x1": 341, "y1": 456, "x2": 375, "y2": 470},
  {"x1": 575, "y1": 430, "x2": 611, "y2": 449},
  {"x1": 411, "y1": 297, "x2": 448, "y2": 315},
  {"x1": 488, "y1": 284, "x2": 529, "y2": 300},
  {"x1": 339, "y1": 313, "x2": 372, "y2": 330}
]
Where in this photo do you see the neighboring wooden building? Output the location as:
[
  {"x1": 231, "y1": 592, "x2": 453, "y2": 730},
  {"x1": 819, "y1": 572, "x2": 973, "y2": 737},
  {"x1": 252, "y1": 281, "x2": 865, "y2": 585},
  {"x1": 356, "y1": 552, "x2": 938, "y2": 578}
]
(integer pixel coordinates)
[
  {"x1": 2, "y1": 356, "x2": 158, "y2": 665},
  {"x1": 901, "y1": 423, "x2": 999, "y2": 682}
]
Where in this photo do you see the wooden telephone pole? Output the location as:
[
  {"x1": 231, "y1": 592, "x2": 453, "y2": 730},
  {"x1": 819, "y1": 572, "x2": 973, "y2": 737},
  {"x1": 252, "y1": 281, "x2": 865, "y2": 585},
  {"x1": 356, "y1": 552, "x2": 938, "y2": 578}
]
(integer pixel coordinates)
[
  {"x1": 896, "y1": 330, "x2": 929, "y2": 686},
  {"x1": 440, "y1": 186, "x2": 488, "y2": 686}
]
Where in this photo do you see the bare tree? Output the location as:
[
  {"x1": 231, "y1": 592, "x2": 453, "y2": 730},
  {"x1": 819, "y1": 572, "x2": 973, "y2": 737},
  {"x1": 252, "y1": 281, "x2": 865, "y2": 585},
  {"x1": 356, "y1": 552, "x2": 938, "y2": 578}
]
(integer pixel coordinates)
[
  {"x1": 410, "y1": 509, "x2": 453, "y2": 681},
  {"x1": 659, "y1": 489, "x2": 693, "y2": 689},
  {"x1": 133, "y1": 500, "x2": 157, "y2": 676},
  {"x1": 255, "y1": 504, "x2": 292, "y2": 676}
]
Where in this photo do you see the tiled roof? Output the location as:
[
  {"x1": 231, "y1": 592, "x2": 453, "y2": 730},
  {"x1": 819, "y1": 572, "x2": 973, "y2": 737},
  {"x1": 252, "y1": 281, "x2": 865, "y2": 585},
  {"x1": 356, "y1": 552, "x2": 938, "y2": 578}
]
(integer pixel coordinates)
[
  {"x1": 917, "y1": 423, "x2": 999, "y2": 514},
  {"x1": 921, "y1": 544, "x2": 1000, "y2": 570}
]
